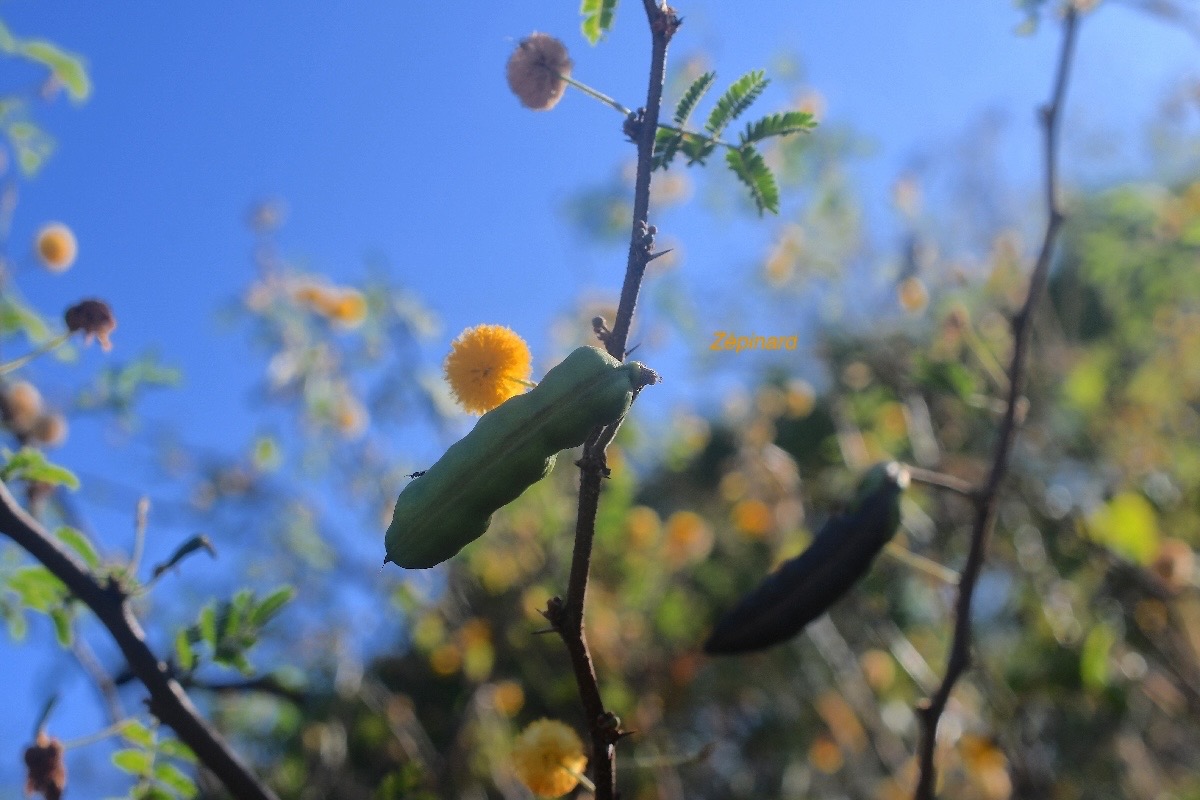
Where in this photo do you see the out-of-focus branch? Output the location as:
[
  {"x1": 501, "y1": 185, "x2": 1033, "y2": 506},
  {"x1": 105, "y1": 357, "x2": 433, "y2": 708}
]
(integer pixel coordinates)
[
  {"x1": 912, "y1": 9, "x2": 1081, "y2": 799},
  {"x1": 0, "y1": 480, "x2": 280, "y2": 800},
  {"x1": 545, "y1": 4, "x2": 679, "y2": 799}
]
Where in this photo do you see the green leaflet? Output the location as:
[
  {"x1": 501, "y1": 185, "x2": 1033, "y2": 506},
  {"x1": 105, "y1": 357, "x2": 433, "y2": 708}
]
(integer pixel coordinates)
[{"x1": 385, "y1": 346, "x2": 658, "y2": 569}]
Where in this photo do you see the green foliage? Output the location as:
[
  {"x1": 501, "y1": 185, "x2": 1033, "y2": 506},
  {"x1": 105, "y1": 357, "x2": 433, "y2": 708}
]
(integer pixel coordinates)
[
  {"x1": 725, "y1": 145, "x2": 779, "y2": 214},
  {"x1": 652, "y1": 69, "x2": 811, "y2": 213},
  {"x1": 0, "y1": 447, "x2": 79, "y2": 489},
  {"x1": 75, "y1": 354, "x2": 183, "y2": 418},
  {"x1": 673, "y1": 71, "x2": 716, "y2": 127},
  {"x1": 580, "y1": 0, "x2": 619, "y2": 45},
  {"x1": 705, "y1": 70, "x2": 768, "y2": 136},
  {"x1": 0, "y1": 20, "x2": 90, "y2": 100},
  {"x1": 56, "y1": 526, "x2": 100, "y2": 568},
  {"x1": 177, "y1": 586, "x2": 295, "y2": 675},
  {"x1": 739, "y1": 110, "x2": 816, "y2": 144},
  {"x1": 111, "y1": 720, "x2": 198, "y2": 800}
]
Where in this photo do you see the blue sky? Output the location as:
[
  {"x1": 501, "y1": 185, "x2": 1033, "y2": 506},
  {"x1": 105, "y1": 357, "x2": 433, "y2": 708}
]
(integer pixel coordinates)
[{"x1": 0, "y1": 1, "x2": 1196, "y2": 796}]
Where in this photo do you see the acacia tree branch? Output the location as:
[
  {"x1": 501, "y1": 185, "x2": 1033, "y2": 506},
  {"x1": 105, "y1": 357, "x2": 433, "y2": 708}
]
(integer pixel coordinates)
[
  {"x1": 912, "y1": 9, "x2": 1080, "y2": 799},
  {"x1": 0, "y1": 480, "x2": 280, "y2": 800},
  {"x1": 544, "y1": 4, "x2": 679, "y2": 799}
]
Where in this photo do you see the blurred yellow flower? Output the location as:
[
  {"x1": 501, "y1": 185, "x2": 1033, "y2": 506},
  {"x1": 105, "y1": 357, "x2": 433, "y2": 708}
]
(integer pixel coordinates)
[
  {"x1": 328, "y1": 290, "x2": 368, "y2": 328},
  {"x1": 808, "y1": 735, "x2": 843, "y2": 774},
  {"x1": 491, "y1": 681, "x2": 525, "y2": 717},
  {"x1": 443, "y1": 324, "x2": 532, "y2": 414},
  {"x1": 898, "y1": 276, "x2": 929, "y2": 313},
  {"x1": 36, "y1": 223, "x2": 77, "y2": 272},
  {"x1": 732, "y1": 498, "x2": 774, "y2": 539},
  {"x1": 663, "y1": 510, "x2": 713, "y2": 568},
  {"x1": 512, "y1": 719, "x2": 588, "y2": 798}
]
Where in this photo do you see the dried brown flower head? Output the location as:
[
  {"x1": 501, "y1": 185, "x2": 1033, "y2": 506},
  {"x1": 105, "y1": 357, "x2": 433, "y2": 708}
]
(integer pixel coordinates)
[
  {"x1": 24, "y1": 731, "x2": 66, "y2": 800},
  {"x1": 4, "y1": 380, "x2": 44, "y2": 434},
  {"x1": 506, "y1": 33, "x2": 572, "y2": 111},
  {"x1": 64, "y1": 299, "x2": 116, "y2": 351},
  {"x1": 31, "y1": 413, "x2": 69, "y2": 448}
]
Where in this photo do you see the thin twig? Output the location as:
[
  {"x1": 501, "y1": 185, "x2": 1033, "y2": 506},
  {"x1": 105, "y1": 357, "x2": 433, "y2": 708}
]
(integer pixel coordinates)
[
  {"x1": 546, "y1": 4, "x2": 678, "y2": 799},
  {"x1": 71, "y1": 635, "x2": 126, "y2": 724},
  {"x1": 0, "y1": 480, "x2": 280, "y2": 800},
  {"x1": 904, "y1": 466, "x2": 978, "y2": 503},
  {"x1": 911, "y1": 10, "x2": 1080, "y2": 799}
]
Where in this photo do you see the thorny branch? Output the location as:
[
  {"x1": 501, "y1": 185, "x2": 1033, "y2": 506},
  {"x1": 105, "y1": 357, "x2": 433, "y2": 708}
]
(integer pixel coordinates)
[
  {"x1": 0, "y1": 480, "x2": 280, "y2": 800},
  {"x1": 912, "y1": 9, "x2": 1081, "y2": 799},
  {"x1": 543, "y1": 3, "x2": 679, "y2": 799}
]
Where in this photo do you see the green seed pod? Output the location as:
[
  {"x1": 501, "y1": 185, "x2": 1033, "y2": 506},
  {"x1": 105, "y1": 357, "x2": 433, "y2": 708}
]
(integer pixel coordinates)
[{"x1": 385, "y1": 346, "x2": 658, "y2": 569}]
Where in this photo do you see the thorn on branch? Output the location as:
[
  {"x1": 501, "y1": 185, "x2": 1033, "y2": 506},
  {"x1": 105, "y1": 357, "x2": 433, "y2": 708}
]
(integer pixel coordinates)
[
  {"x1": 574, "y1": 450, "x2": 610, "y2": 478},
  {"x1": 650, "y1": 6, "x2": 683, "y2": 38},
  {"x1": 623, "y1": 109, "x2": 645, "y2": 142},
  {"x1": 541, "y1": 595, "x2": 567, "y2": 629},
  {"x1": 592, "y1": 315, "x2": 611, "y2": 345}
]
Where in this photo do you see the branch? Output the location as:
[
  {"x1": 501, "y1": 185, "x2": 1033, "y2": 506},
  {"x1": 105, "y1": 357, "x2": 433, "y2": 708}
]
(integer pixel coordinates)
[
  {"x1": 547, "y1": 4, "x2": 679, "y2": 799},
  {"x1": 912, "y1": 10, "x2": 1080, "y2": 799},
  {"x1": 0, "y1": 480, "x2": 280, "y2": 800}
]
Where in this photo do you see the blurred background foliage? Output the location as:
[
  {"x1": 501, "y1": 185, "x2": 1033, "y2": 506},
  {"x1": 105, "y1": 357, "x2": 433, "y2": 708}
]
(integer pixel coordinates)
[{"x1": 2, "y1": 2, "x2": 1200, "y2": 800}]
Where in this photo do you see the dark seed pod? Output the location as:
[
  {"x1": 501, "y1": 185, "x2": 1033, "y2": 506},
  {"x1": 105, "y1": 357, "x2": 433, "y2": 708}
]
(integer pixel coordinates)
[{"x1": 703, "y1": 462, "x2": 909, "y2": 655}]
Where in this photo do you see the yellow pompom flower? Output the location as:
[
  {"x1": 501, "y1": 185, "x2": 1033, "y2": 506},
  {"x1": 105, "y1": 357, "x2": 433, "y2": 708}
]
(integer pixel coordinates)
[
  {"x1": 443, "y1": 324, "x2": 532, "y2": 414},
  {"x1": 35, "y1": 223, "x2": 77, "y2": 272},
  {"x1": 512, "y1": 719, "x2": 588, "y2": 798},
  {"x1": 328, "y1": 290, "x2": 368, "y2": 328}
]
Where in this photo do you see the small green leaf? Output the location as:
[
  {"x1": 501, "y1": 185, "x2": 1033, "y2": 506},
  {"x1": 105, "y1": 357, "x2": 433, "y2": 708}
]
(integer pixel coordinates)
[
  {"x1": 18, "y1": 40, "x2": 91, "y2": 101},
  {"x1": 198, "y1": 604, "x2": 217, "y2": 648},
  {"x1": 673, "y1": 71, "x2": 716, "y2": 127},
  {"x1": 1081, "y1": 622, "x2": 1116, "y2": 691},
  {"x1": 49, "y1": 605, "x2": 72, "y2": 647},
  {"x1": 739, "y1": 111, "x2": 816, "y2": 145},
  {"x1": 1087, "y1": 491, "x2": 1160, "y2": 565},
  {"x1": 680, "y1": 134, "x2": 716, "y2": 166},
  {"x1": 651, "y1": 127, "x2": 684, "y2": 171},
  {"x1": 121, "y1": 719, "x2": 156, "y2": 748},
  {"x1": 706, "y1": 70, "x2": 768, "y2": 136},
  {"x1": 4, "y1": 602, "x2": 27, "y2": 640},
  {"x1": 7, "y1": 566, "x2": 65, "y2": 612},
  {"x1": 250, "y1": 586, "x2": 295, "y2": 627},
  {"x1": 157, "y1": 738, "x2": 197, "y2": 764},
  {"x1": 5, "y1": 120, "x2": 55, "y2": 176},
  {"x1": 0, "y1": 295, "x2": 53, "y2": 343},
  {"x1": 56, "y1": 527, "x2": 99, "y2": 568},
  {"x1": 154, "y1": 761, "x2": 198, "y2": 797},
  {"x1": 0, "y1": 447, "x2": 80, "y2": 490},
  {"x1": 580, "y1": 0, "x2": 619, "y2": 45},
  {"x1": 725, "y1": 145, "x2": 779, "y2": 215},
  {"x1": 174, "y1": 628, "x2": 194, "y2": 672},
  {"x1": 112, "y1": 748, "x2": 153, "y2": 775}
]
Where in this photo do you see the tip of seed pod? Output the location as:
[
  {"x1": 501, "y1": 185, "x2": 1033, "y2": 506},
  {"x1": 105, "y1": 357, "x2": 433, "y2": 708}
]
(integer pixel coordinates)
[
  {"x1": 886, "y1": 461, "x2": 911, "y2": 489},
  {"x1": 628, "y1": 362, "x2": 661, "y2": 389}
]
